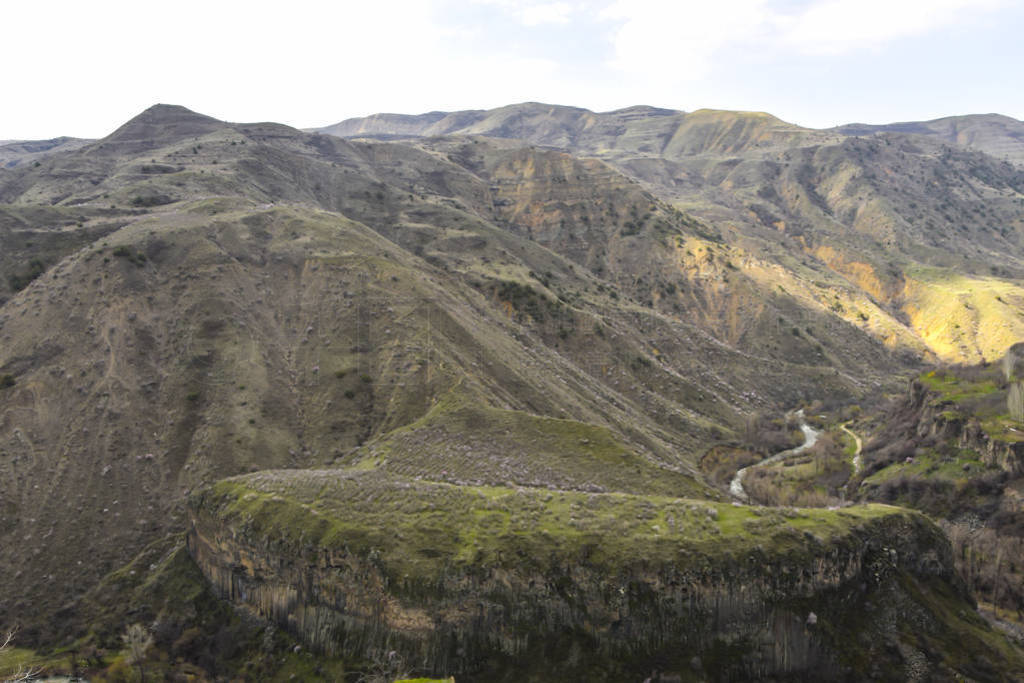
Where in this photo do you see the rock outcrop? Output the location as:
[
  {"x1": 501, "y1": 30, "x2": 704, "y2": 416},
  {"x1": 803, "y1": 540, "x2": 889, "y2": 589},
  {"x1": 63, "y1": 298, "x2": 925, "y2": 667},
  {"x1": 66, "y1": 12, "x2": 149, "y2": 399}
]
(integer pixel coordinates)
[
  {"x1": 908, "y1": 380, "x2": 1024, "y2": 477},
  {"x1": 187, "y1": 470, "x2": 997, "y2": 681}
]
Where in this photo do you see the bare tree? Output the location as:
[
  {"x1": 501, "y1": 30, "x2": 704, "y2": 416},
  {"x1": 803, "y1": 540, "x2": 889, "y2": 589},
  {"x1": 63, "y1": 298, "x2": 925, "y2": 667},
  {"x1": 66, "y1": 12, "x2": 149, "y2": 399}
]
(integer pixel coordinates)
[
  {"x1": 121, "y1": 623, "x2": 153, "y2": 682},
  {"x1": 992, "y1": 546, "x2": 1005, "y2": 615},
  {"x1": 1003, "y1": 344, "x2": 1024, "y2": 382},
  {"x1": 1, "y1": 630, "x2": 41, "y2": 682},
  {"x1": 356, "y1": 650, "x2": 410, "y2": 683}
]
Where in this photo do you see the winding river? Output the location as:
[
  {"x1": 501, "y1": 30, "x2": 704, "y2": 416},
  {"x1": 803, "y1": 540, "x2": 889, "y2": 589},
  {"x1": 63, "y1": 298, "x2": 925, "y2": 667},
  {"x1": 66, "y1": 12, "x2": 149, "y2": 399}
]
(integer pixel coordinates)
[{"x1": 729, "y1": 409, "x2": 821, "y2": 502}]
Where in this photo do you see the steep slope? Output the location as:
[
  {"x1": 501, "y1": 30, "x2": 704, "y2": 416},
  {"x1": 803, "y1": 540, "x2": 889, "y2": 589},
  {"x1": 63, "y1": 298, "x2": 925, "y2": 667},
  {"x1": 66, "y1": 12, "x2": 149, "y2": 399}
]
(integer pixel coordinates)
[
  {"x1": 323, "y1": 103, "x2": 1024, "y2": 364},
  {"x1": 0, "y1": 205, "x2": 125, "y2": 303},
  {"x1": 0, "y1": 105, "x2": 903, "y2": 405},
  {"x1": 1, "y1": 104, "x2": 1022, "y2": 679},
  {"x1": 97, "y1": 103, "x2": 226, "y2": 155},
  {"x1": 664, "y1": 134, "x2": 1024, "y2": 363},
  {"x1": 0, "y1": 195, "x2": 734, "y2": 637},
  {"x1": 1, "y1": 105, "x2": 889, "y2": 641}
]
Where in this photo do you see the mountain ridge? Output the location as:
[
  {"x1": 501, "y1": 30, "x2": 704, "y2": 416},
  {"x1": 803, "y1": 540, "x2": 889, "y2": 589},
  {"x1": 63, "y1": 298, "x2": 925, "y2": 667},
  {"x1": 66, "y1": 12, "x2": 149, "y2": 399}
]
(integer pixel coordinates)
[
  {"x1": 3, "y1": 104, "x2": 878, "y2": 643},
  {"x1": 1, "y1": 102, "x2": 1023, "y2": 680},
  {"x1": 834, "y1": 112, "x2": 1024, "y2": 165},
  {"x1": 318, "y1": 102, "x2": 1023, "y2": 151},
  {"x1": 317, "y1": 101, "x2": 1024, "y2": 365}
]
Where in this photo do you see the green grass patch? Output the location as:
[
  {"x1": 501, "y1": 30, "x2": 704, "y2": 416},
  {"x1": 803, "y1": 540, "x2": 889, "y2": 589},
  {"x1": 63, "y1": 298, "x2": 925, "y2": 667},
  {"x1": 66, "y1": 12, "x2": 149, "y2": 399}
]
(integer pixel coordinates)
[
  {"x1": 193, "y1": 471, "x2": 913, "y2": 584},
  {"x1": 863, "y1": 446, "x2": 991, "y2": 486},
  {"x1": 918, "y1": 368, "x2": 1024, "y2": 443},
  {"x1": 347, "y1": 389, "x2": 704, "y2": 497},
  {"x1": 980, "y1": 415, "x2": 1024, "y2": 443},
  {"x1": 919, "y1": 369, "x2": 1001, "y2": 404},
  {"x1": 0, "y1": 643, "x2": 71, "y2": 680},
  {"x1": 840, "y1": 430, "x2": 857, "y2": 457}
]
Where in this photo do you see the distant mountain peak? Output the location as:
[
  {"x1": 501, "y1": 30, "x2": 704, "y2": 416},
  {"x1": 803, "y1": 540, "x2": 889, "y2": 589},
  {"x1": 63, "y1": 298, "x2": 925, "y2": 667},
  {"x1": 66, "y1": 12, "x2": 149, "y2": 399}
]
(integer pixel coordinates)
[
  {"x1": 119, "y1": 103, "x2": 221, "y2": 128},
  {"x1": 833, "y1": 112, "x2": 1024, "y2": 164},
  {"x1": 603, "y1": 105, "x2": 680, "y2": 117},
  {"x1": 687, "y1": 108, "x2": 790, "y2": 124},
  {"x1": 98, "y1": 103, "x2": 226, "y2": 153}
]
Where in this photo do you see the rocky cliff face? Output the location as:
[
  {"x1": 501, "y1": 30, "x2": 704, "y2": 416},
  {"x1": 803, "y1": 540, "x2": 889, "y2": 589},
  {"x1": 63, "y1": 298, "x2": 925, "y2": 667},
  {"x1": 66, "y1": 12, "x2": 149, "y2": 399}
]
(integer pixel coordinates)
[
  {"x1": 186, "y1": 471, "x2": 1002, "y2": 681},
  {"x1": 908, "y1": 380, "x2": 1024, "y2": 477}
]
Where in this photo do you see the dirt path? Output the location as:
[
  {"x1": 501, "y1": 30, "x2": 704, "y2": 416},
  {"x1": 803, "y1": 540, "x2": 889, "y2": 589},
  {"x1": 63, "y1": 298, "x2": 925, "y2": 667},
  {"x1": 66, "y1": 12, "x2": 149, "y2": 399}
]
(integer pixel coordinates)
[{"x1": 841, "y1": 422, "x2": 863, "y2": 475}]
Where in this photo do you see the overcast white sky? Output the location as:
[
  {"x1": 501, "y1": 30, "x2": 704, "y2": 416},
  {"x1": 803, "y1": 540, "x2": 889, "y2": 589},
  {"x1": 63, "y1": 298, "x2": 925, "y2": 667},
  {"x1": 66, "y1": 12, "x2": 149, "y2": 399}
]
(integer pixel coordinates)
[{"x1": 4, "y1": 0, "x2": 1022, "y2": 139}]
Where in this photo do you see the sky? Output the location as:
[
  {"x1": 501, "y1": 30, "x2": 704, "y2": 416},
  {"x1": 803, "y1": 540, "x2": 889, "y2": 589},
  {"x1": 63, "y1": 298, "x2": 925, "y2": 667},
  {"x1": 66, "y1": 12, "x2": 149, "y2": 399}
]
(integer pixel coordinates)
[{"x1": 3, "y1": 0, "x2": 1023, "y2": 140}]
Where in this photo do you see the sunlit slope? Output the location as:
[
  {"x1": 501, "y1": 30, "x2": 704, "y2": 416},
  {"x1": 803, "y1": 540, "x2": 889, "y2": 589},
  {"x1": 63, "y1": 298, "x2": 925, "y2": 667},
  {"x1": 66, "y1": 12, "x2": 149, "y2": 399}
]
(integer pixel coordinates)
[
  {"x1": 324, "y1": 103, "x2": 1024, "y2": 365},
  {"x1": 903, "y1": 267, "x2": 1024, "y2": 362}
]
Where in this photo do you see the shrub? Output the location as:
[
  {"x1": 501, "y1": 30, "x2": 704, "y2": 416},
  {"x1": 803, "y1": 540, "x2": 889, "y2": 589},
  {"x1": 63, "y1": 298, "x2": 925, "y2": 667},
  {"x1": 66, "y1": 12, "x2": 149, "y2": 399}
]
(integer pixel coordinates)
[
  {"x1": 0, "y1": 374, "x2": 15, "y2": 389},
  {"x1": 139, "y1": 164, "x2": 179, "y2": 174},
  {"x1": 629, "y1": 355, "x2": 651, "y2": 371},
  {"x1": 8, "y1": 259, "x2": 45, "y2": 291},
  {"x1": 111, "y1": 246, "x2": 147, "y2": 267}
]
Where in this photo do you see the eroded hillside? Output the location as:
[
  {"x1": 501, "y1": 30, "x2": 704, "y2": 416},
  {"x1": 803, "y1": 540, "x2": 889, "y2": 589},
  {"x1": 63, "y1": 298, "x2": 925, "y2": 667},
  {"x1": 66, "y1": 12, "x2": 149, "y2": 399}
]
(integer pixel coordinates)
[
  {"x1": 1, "y1": 104, "x2": 1022, "y2": 680},
  {"x1": 324, "y1": 103, "x2": 1024, "y2": 364},
  {"x1": 0, "y1": 105, "x2": 888, "y2": 640}
]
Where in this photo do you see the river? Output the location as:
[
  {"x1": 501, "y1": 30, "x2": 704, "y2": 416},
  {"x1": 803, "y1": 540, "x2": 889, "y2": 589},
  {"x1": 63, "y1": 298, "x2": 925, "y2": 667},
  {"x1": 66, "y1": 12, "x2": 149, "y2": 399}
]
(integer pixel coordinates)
[{"x1": 729, "y1": 409, "x2": 821, "y2": 502}]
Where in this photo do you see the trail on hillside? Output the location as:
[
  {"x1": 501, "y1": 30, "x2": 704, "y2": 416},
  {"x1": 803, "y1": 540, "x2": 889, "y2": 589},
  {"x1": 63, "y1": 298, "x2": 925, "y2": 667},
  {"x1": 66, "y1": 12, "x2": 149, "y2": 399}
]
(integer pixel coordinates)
[
  {"x1": 729, "y1": 409, "x2": 820, "y2": 502},
  {"x1": 841, "y1": 422, "x2": 863, "y2": 475}
]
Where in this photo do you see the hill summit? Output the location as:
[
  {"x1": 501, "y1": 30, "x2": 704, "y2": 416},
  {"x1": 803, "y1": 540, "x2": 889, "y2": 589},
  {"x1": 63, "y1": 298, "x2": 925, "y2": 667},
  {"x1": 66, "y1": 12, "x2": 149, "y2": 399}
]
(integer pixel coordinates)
[{"x1": 98, "y1": 103, "x2": 225, "y2": 154}]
